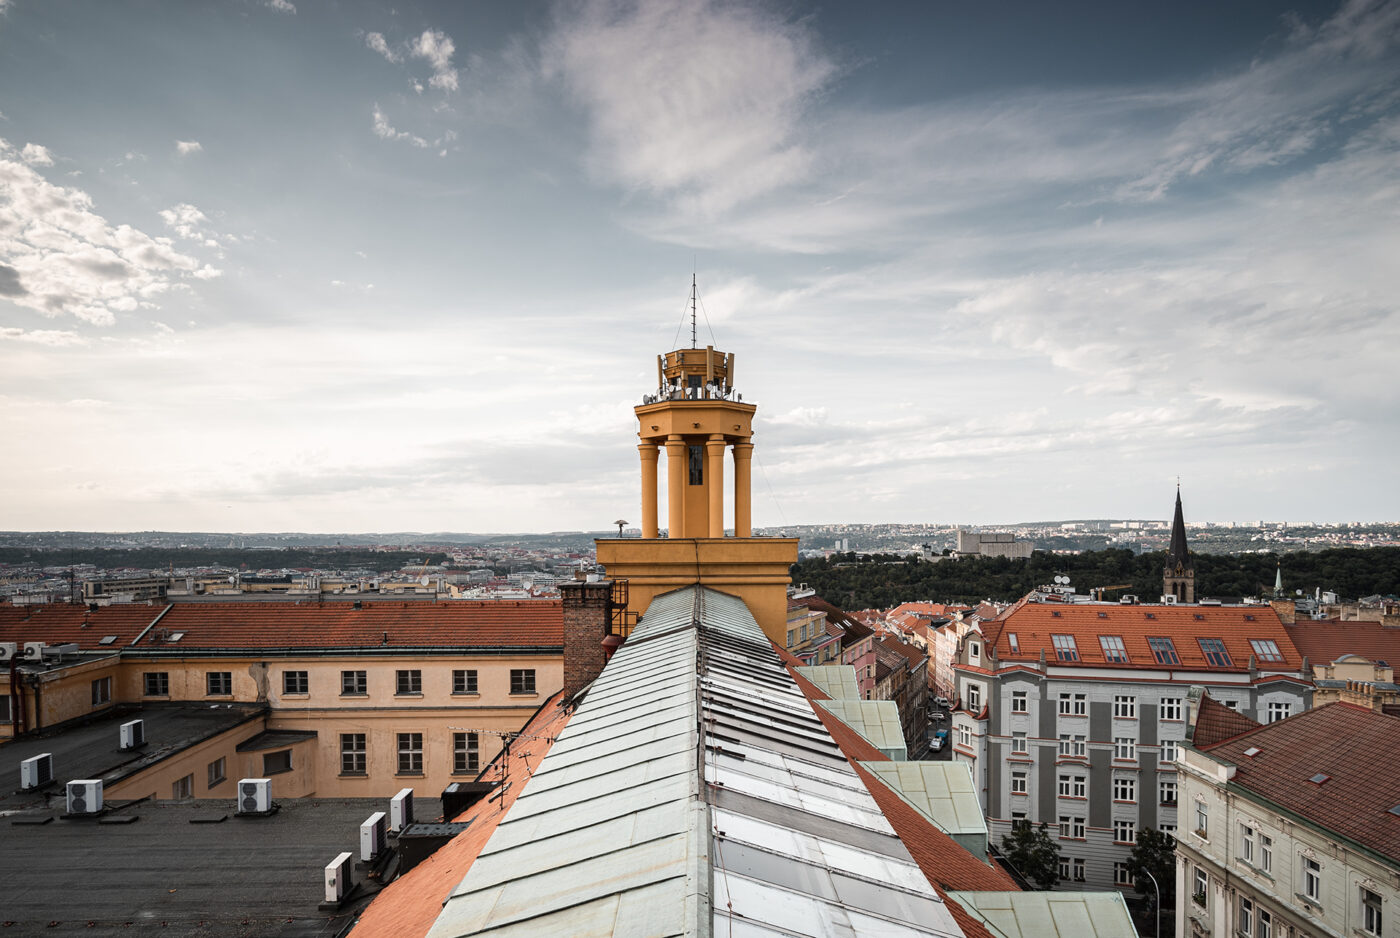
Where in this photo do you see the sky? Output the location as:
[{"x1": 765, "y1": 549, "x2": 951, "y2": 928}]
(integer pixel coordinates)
[{"x1": 1, "y1": 0, "x2": 1398, "y2": 534}]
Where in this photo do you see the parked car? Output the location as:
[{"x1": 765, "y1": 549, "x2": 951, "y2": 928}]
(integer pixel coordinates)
[
  {"x1": 928, "y1": 711, "x2": 947, "y2": 722},
  {"x1": 933, "y1": 696, "x2": 949, "y2": 708},
  {"x1": 929, "y1": 728, "x2": 949, "y2": 751}
]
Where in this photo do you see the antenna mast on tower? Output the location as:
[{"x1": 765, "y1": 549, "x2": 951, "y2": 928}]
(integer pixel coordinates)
[{"x1": 690, "y1": 273, "x2": 698, "y2": 348}]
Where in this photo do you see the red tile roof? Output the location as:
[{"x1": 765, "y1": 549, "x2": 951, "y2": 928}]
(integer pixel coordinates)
[
  {"x1": 1286, "y1": 619, "x2": 1400, "y2": 668},
  {"x1": 350, "y1": 693, "x2": 572, "y2": 938},
  {"x1": 988, "y1": 602, "x2": 1301, "y2": 673},
  {"x1": 0, "y1": 603, "x2": 162, "y2": 650},
  {"x1": 1192, "y1": 693, "x2": 1261, "y2": 748},
  {"x1": 1198, "y1": 702, "x2": 1400, "y2": 861},
  {"x1": 142, "y1": 601, "x2": 563, "y2": 650}
]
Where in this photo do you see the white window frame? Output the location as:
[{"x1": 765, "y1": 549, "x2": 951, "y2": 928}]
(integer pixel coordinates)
[
  {"x1": 1113, "y1": 776, "x2": 1136, "y2": 802},
  {"x1": 1260, "y1": 832, "x2": 1272, "y2": 872},
  {"x1": 1011, "y1": 771, "x2": 1027, "y2": 794},
  {"x1": 1160, "y1": 696, "x2": 1183, "y2": 720},
  {"x1": 1159, "y1": 779, "x2": 1177, "y2": 805},
  {"x1": 1195, "y1": 800, "x2": 1209, "y2": 837},
  {"x1": 1114, "y1": 819, "x2": 1136, "y2": 844},
  {"x1": 1240, "y1": 824, "x2": 1255, "y2": 864},
  {"x1": 1011, "y1": 732, "x2": 1028, "y2": 754},
  {"x1": 966, "y1": 682, "x2": 982, "y2": 711},
  {"x1": 1239, "y1": 896, "x2": 1254, "y2": 935},
  {"x1": 1011, "y1": 689, "x2": 1028, "y2": 713},
  {"x1": 1362, "y1": 886, "x2": 1382, "y2": 937},
  {"x1": 1161, "y1": 739, "x2": 1179, "y2": 763},
  {"x1": 1114, "y1": 861, "x2": 1133, "y2": 886},
  {"x1": 1302, "y1": 856, "x2": 1321, "y2": 901},
  {"x1": 1113, "y1": 695, "x2": 1136, "y2": 719},
  {"x1": 1267, "y1": 701, "x2": 1291, "y2": 723},
  {"x1": 1114, "y1": 737, "x2": 1136, "y2": 760}
]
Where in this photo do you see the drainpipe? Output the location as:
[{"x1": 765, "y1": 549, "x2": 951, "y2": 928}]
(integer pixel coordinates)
[{"x1": 8, "y1": 655, "x2": 24, "y2": 735}]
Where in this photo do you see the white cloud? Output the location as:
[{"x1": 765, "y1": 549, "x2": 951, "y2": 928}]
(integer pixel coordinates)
[
  {"x1": 158, "y1": 202, "x2": 210, "y2": 240},
  {"x1": 365, "y1": 31, "x2": 400, "y2": 63},
  {"x1": 20, "y1": 143, "x2": 52, "y2": 166},
  {"x1": 0, "y1": 327, "x2": 87, "y2": 346},
  {"x1": 175, "y1": 140, "x2": 202, "y2": 156},
  {"x1": 371, "y1": 106, "x2": 429, "y2": 148},
  {"x1": 544, "y1": 0, "x2": 837, "y2": 216},
  {"x1": 0, "y1": 137, "x2": 219, "y2": 325},
  {"x1": 411, "y1": 28, "x2": 459, "y2": 92},
  {"x1": 266, "y1": 0, "x2": 295, "y2": 13}
]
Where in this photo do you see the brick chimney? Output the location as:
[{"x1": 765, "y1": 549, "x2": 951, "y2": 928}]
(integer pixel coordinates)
[{"x1": 560, "y1": 579, "x2": 612, "y2": 700}]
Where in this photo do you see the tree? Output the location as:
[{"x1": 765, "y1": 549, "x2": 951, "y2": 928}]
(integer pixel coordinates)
[
  {"x1": 1000, "y1": 822, "x2": 1061, "y2": 890},
  {"x1": 1125, "y1": 828, "x2": 1177, "y2": 915}
]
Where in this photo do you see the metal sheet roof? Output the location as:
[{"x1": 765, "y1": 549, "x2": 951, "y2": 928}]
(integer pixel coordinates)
[
  {"x1": 426, "y1": 586, "x2": 964, "y2": 938},
  {"x1": 794, "y1": 664, "x2": 862, "y2": 699},
  {"x1": 814, "y1": 699, "x2": 909, "y2": 759},
  {"x1": 947, "y1": 891, "x2": 1139, "y2": 938},
  {"x1": 861, "y1": 762, "x2": 987, "y2": 839}
]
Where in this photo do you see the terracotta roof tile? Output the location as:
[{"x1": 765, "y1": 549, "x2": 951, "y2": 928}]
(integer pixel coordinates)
[
  {"x1": 1199, "y1": 702, "x2": 1400, "y2": 862},
  {"x1": 1192, "y1": 692, "x2": 1261, "y2": 748},
  {"x1": 1286, "y1": 619, "x2": 1400, "y2": 668},
  {"x1": 0, "y1": 603, "x2": 162, "y2": 649},
  {"x1": 350, "y1": 693, "x2": 571, "y2": 938},
  {"x1": 992, "y1": 602, "x2": 1301, "y2": 673},
  {"x1": 143, "y1": 600, "x2": 562, "y2": 650}
]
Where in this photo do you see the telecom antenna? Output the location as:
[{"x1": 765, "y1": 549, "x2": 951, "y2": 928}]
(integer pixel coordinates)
[{"x1": 690, "y1": 272, "x2": 698, "y2": 348}]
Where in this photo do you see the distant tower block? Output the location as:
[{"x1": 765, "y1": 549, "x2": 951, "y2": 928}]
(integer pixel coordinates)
[
  {"x1": 636, "y1": 344, "x2": 753, "y2": 539},
  {"x1": 1163, "y1": 486, "x2": 1195, "y2": 603}
]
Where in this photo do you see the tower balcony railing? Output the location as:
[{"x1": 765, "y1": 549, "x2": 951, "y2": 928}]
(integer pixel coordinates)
[{"x1": 641, "y1": 384, "x2": 742, "y2": 405}]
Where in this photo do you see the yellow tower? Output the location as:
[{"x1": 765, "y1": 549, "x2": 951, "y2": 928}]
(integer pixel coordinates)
[{"x1": 596, "y1": 287, "x2": 798, "y2": 644}]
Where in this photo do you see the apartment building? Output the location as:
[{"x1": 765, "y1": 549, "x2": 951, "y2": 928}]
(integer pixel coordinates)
[
  {"x1": 950, "y1": 595, "x2": 1311, "y2": 892},
  {"x1": 1177, "y1": 692, "x2": 1400, "y2": 938}
]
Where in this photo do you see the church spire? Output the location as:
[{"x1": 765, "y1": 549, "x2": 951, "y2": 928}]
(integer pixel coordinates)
[
  {"x1": 1167, "y1": 486, "x2": 1190, "y2": 567},
  {"x1": 1163, "y1": 485, "x2": 1195, "y2": 603}
]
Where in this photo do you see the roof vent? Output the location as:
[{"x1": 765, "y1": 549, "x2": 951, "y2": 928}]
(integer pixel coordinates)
[
  {"x1": 99, "y1": 635, "x2": 117, "y2": 645},
  {"x1": 1051, "y1": 610, "x2": 1061, "y2": 618},
  {"x1": 1145, "y1": 613, "x2": 1156, "y2": 620},
  {"x1": 1244, "y1": 614, "x2": 1256, "y2": 621},
  {"x1": 1309, "y1": 773, "x2": 1330, "y2": 785},
  {"x1": 1244, "y1": 746, "x2": 1261, "y2": 758},
  {"x1": 1388, "y1": 804, "x2": 1400, "y2": 818},
  {"x1": 1097, "y1": 612, "x2": 1108, "y2": 619}
]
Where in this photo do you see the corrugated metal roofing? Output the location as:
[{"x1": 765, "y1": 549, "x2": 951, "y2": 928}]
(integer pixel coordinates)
[
  {"x1": 814, "y1": 699, "x2": 908, "y2": 759},
  {"x1": 426, "y1": 586, "x2": 965, "y2": 938}
]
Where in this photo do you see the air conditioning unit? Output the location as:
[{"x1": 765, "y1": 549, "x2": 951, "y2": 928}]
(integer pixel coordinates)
[
  {"x1": 389, "y1": 787, "x2": 414, "y2": 832},
  {"x1": 1162, "y1": 594, "x2": 1178, "y2": 605},
  {"x1": 0, "y1": 641, "x2": 17, "y2": 661},
  {"x1": 237, "y1": 778, "x2": 272, "y2": 814},
  {"x1": 20, "y1": 753, "x2": 54, "y2": 789},
  {"x1": 22, "y1": 642, "x2": 45, "y2": 660},
  {"x1": 360, "y1": 811, "x2": 387, "y2": 861},
  {"x1": 119, "y1": 719, "x2": 146, "y2": 750},
  {"x1": 324, "y1": 851, "x2": 354, "y2": 903},
  {"x1": 67, "y1": 778, "x2": 103, "y2": 815}
]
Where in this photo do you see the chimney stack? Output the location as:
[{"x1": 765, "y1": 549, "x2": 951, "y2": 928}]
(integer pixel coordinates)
[{"x1": 560, "y1": 579, "x2": 613, "y2": 700}]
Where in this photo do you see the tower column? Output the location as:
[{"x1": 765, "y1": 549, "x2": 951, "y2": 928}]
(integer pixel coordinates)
[
  {"x1": 638, "y1": 443, "x2": 659, "y2": 538},
  {"x1": 732, "y1": 440, "x2": 753, "y2": 538},
  {"x1": 664, "y1": 436, "x2": 686, "y2": 538},
  {"x1": 706, "y1": 435, "x2": 726, "y2": 538}
]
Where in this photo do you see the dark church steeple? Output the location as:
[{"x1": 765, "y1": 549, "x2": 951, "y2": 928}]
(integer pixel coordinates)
[{"x1": 1163, "y1": 486, "x2": 1195, "y2": 603}]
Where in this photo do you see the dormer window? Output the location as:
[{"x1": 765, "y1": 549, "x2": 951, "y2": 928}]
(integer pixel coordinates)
[
  {"x1": 1008, "y1": 633, "x2": 1020, "y2": 654},
  {"x1": 1051, "y1": 634, "x2": 1079, "y2": 662}
]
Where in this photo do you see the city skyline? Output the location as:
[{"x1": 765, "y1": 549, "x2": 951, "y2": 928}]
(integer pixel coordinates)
[{"x1": 2, "y1": 0, "x2": 1398, "y2": 533}]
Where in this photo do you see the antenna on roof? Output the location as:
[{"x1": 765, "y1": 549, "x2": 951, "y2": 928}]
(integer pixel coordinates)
[{"x1": 690, "y1": 271, "x2": 698, "y2": 349}]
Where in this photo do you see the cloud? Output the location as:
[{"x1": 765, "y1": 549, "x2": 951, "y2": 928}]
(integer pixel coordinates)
[
  {"x1": 175, "y1": 140, "x2": 202, "y2": 156},
  {"x1": 0, "y1": 137, "x2": 219, "y2": 325},
  {"x1": 365, "y1": 31, "x2": 400, "y2": 63},
  {"x1": 371, "y1": 106, "x2": 429, "y2": 148},
  {"x1": 410, "y1": 29, "x2": 459, "y2": 92},
  {"x1": 0, "y1": 327, "x2": 87, "y2": 346},
  {"x1": 158, "y1": 202, "x2": 214, "y2": 241},
  {"x1": 265, "y1": 0, "x2": 295, "y2": 13},
  {"x1": 544, "y1": 0, "x2": 837, "y2": 215},
  {"x1": 20, "y1": 143, "x2": 52, "y2": 166}
]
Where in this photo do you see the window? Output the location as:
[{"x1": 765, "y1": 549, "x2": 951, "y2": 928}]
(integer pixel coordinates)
[
  {"x1": 207, "y1": 757, "x2": 226, "y2": 788},
  {"x1": 1258, "y1": 908, "x2": 1273, "y2": 938},
  {"x1": 1148, "y1": 636, "x2": 1181, "y2": 665},
  {"x1": 453, "y1": 669, "x2": 479, "y2": 695},
  {"x1": 1057, "y1": 774, "x2": 1086, "y2": 798},
  {"x1": 1011, "y1": 732, "x2": 1028, "y2": 754},
  {"x1": 396, "y1": 670, "x2": 422, "y2": 695},
  {"x1": 143, "y1": 671, "x2": 169, "y2": 696},
  {"x1": 341, "y1": 733, "x2": 367, "y2": 775},
  {"x1": 91, "y1": 676, "x2": 111, "y2": 706},
  {"x1": 1099, "y1": 635, "x2": 1129, "y2": 663},
  {"x1": 1362, "y1": 886, "x2": 1382, "y2": 936},
  {"x1": 1051, "y1": 634, "x2": 1079, "y2": 661},
  {"x1": 1250, "y1": 639, "x2": 1284, "y2": 662},
  {"x1": 1240, "y1": 824, "x2": 1255, "y2": 863},
  {"x1": 1058, "y1": 693, "x2": 1087, "y2": 716},
  {"x1": 0, "y1": 697, "x2": 7, "y2": 723},
  {"x1": 957, "y1": 724, "x2": 972, "y2": 746},
  {"x1": 1160, "y1": 823, "x2": 1176, "y2": 838},
  {"x1": 1059, "y1": 857, "x2": 1071, "y2": 881},
  {"x1": 1159, "y1": 779, "x2": 1178, "y2": 804},
  {"x1": 1113, "y1": 776, "x2": 1136, "y2": 802},
  {"x1": 1259, "y1": 833, "x2": 1272, "y2": 872},
  {"x1": 397, "y1": 732, "x2": 424, "y2": 774},
  {"x1": 1160, "y1": 697, "x2": 1183, "y2": 721},
  {"x1": 282, "y1": 670, "x2": 308, "y2": 694},
  {"x1": 1058, "y1": 733, "x2": 1087, "y2": 758},
  {"x1": 510, "y1": 669, "x2": 537, "y2": 694},
  {"x1": 1011, "y1": 689, "x2": 1028, "y2": 713},
  {"x1": 172, "y1": 774, "x2": 193, "y2": 800},
  {"x1": 1073, "y1": 858, "x2": 1086, "y2": 882},
  {"x1": 1114, "y1": 861, "x2": 1133, "y2": 886},
  {"x1": 968, "y1": 641, "x2": 980, "y2": 659},
  {"x1": 1193, "y1": 867, "x2": 1208, "y2": 906},
  {"x1": 1114, "y1": 737, "x2": 1136, "y2": 760},
  {"x1": 1056, "y1": 816, "x2": 1087, "y2": 839},
  {"x1": 1011, "y1": 771, "x2": 1028, "y2": 794},
  {"x1": 206, "y1": 671, "x2": 232, "y2": 696},
  {"x1": 341, "y1": 670, "x2": 367, "y2": 696},
  {"x1": 1195, "y1": 801, "x2": 1209, "y2": 836},
  {"x1": 1239, "y1": 896, "x2": 1254, "y2": 935},
  {"x1": 688, "y1": 444, "x2": 704, "y2": 484},
  {"x1": 1302, "y1": 856, "x2": 1321, "y2": 901},
  {"x1": 1011, "y1": 812, "x2": 1029, "y2": 831},
  {"x1": 1161, "y1": 740, "x2": 1179, "y2": 763},
  {"x1": 263, "y1": 749, "x2": 292, "y2": 775},
  {"x1": 1267, "y1": 701, "x2": 1291, "y2": 723},
  {"x1": 453, "y1": 732, "x2": 480, "y2": 775},
  {"x1": 1224, "y1": 699, "x2": 1240, "y2": 710},
  {"x1": 966, "y1": 683, "x2": 982, "y2": 711},
  {"x1": 1114, "y1": 819, "x2": 1136, "y2": 844},
  {"x1": 1199, "y1": 637, "x2": 1233, "y2": 667},
  {"x1": 1113, "y1": 695, "x2": 1137, "y2": 719},
  {"x1": 1008, "y1": 633, "x2": 1020, "y2": 654}
]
